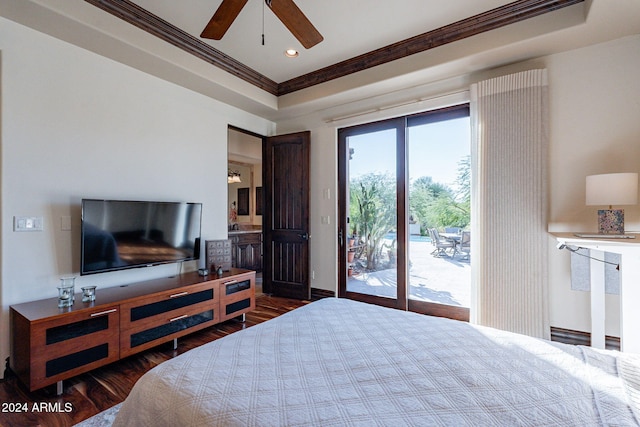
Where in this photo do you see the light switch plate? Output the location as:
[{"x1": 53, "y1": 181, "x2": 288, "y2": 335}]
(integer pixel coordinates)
[
  {"x1": 14, "y1": 216, "x2": 44, "y2": 232},
  {"x1": 61, "y1": 216, "x2": 72, "y2": 231}
]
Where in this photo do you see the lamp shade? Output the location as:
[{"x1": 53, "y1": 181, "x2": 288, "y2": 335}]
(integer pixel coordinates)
[
  {"x1": 586, "y1": 173, "x2": 638, "y2": 206},
  {"x1": 227, "y1": 170, "x2": 242, "y2": 184}
]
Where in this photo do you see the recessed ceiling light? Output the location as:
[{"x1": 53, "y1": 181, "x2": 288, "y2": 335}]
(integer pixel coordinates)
[{"x1": 284, "y1": 49, "x2": 299, "y2": 58}]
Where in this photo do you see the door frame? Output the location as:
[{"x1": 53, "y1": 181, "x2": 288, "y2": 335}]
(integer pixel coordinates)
[
  {"x1": 337, "y1": 105, "x2": 471, "y2": 321},
  {"x1": 338, "y1": 118, "x2": 407, "y2": 310}
]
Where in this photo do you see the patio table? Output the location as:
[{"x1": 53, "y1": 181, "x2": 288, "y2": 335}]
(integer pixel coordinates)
[{"x1": 440, "y1": 232, "x2": 461, "y2": 256}]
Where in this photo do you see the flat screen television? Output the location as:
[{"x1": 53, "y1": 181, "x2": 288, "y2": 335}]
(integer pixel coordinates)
[{"x1": 81, "y1": 199, "x2": 202, "y2": 275}]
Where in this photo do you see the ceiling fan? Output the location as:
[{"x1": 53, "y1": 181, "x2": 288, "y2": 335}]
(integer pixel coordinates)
[{"x1": 200, "y1": 0, "x2": 324, "y2": 49}]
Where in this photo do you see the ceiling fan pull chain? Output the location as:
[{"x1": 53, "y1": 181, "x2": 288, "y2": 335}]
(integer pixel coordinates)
[{"x1": 262, "y1": 0, "x2": 266, "y2": 45}]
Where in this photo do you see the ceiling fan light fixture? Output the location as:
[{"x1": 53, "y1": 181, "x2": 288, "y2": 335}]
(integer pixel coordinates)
[
  {"x1": 228, "y1": 169, "x2": 242, "y2": 184},
  {"x1": 285, "y1": 49, "x2": 299, "y2": 58},
  {"x1": 202, "y1": 0, "x2": 323, "y2": 49}
]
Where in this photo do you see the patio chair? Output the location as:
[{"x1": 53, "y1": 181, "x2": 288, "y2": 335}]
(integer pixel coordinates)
[
  {"x1": 430, "y1": 228, "x2": 456, "y2": 257},
  {"x1": 427, "y1": 228, "x2": 438, "y2": 255},
  {"x1": 458, "y1": 231, "x2": 470, "y2": 260},
  {"x1": 445, "y1": 227, "x2": 461, "y2": 234}
]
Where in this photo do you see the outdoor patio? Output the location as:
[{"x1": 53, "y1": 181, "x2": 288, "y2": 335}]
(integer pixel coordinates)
[{"x1": 347, "y1": 239, "x2": 470, "y2": 307}]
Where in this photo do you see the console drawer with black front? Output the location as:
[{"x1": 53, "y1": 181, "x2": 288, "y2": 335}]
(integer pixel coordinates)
[
  {"x1": 219, "y1": 271, "x2": 256, "y2": 322},
  {"x1": 119, "y1": 281, "x2": 220, "y2": 357},
  {"x1": 10, "y1": 305, "x2": 119, "y2": 392}
]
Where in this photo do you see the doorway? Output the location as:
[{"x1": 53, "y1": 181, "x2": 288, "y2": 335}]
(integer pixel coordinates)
[
  {"x1": 338, "y1": 105, "x2": 471, "y2": 320},
  {"x1": 228, "y1": 127, "x2": 264, "y2": 292},
  {"x1": 227, "y1": 127, "x2": 312, "y2": 300}
]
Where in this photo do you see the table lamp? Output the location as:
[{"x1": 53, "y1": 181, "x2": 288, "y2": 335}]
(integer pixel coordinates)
[{"x1": 586, "y1": 172, "x2": 638, "y2": 234}]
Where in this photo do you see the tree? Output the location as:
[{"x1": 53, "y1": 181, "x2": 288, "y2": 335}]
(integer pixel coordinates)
[
  {"x1": 350, "y1": 173, "x2": 396, "y2": 270},
  {"x1": 348, "y1": 155, "x2": 471, "y2": 271},
  {"x1": 455, "y1": 155, "x2": 471, "y2": 203},
  {"x1": 410, "y1": 176, "x2": 448, "y2": 232},
  {"x1": 409, "y1": 155, "x2": 471, "y2": 232},
  {"x1": 449, "y1": 155, "x2": 471, "y2": 227}
]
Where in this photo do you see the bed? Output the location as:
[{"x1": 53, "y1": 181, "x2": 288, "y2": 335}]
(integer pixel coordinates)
[{"x1": 113, "y1": 298, "x2": 640, "y2": 426}]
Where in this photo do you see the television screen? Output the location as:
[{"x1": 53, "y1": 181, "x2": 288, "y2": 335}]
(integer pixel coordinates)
[{"x1": 81, "y1": 199, "x2": 202, "y2": 275}]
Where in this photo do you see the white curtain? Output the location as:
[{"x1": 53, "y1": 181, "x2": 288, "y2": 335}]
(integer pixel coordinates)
[{"x1": 470, "y1": 69, "x2": 549, "y2": 339}]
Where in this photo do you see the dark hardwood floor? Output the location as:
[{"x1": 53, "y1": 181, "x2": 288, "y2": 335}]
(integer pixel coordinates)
[{"x1": 0, "y1": 294, "x2": 308, "y2": 427}]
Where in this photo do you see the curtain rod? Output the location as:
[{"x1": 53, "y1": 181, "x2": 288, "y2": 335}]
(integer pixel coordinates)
[{"x1": 324, "y1": 89, "x2": 469, "y2": 124}]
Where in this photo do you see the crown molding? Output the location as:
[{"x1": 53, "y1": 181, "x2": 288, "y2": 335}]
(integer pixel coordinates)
[
  {"x1": 84, "y1": 0, "x2": 583, "y2": 97},
  {"x1": 278, "y1": 0, "x2": 583, "y2": 95},
  {"x1": 84, "y1": 0, "x2": 279, "y2": 95}
]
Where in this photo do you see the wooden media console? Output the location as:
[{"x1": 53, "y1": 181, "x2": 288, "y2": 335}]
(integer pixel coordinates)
[{"x1": 10, "y1": 268, "x2": 255, "y2": 394}]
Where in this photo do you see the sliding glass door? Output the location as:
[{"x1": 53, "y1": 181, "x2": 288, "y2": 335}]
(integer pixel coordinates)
[
  {"x1": 406, "y1": 110, "x2": 470, "y2": 320},
  {"x1": 338, "y1": 105, "x2": 470, "y2": 319},
  {"x1": 338, "y1": 118, "x2": 405, "y2": 309}
]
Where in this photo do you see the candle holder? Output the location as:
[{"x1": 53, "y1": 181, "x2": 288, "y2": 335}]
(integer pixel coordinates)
[
  {"x1": 57, "y1": 277, "x2": 76, "y2": 308},
  {"x1": 81, "y1": 285, "x2": 97, "y2": 302}
]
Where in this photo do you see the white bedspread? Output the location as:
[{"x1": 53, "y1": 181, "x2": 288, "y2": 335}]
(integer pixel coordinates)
[{"x1": 113, "y1": 298, "x2": 640, "y2": 426}]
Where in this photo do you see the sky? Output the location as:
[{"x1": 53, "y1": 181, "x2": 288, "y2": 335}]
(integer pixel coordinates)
[{"x1": 349, "y1": 117, "x2": 470, "y2": 188}]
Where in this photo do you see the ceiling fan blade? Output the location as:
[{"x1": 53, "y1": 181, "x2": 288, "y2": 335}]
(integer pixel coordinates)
[
  {"x1": 267, "y1": 0, "x2": 323, "y2": 49},
  {"x1": 201, "y1": 0, "x2": 249, "y2": 40}
]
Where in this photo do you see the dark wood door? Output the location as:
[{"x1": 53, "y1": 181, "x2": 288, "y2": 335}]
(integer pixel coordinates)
[{"x1": 263, "y1": 131, "x2": 311, "y2": 299}]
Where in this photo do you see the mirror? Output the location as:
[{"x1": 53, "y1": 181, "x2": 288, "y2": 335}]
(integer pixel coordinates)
[{"x1": 228, "y1": 128, "x2": 262, "y2": 230}]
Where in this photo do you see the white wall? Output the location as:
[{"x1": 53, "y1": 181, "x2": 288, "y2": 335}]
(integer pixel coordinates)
[
  {"x1": 277, "y1": 35, "x2": 640, "y2": 336},
  {"x1": 546, "y1": 35, "x2": 640, "y2": 336},
  {"x1": 308, "y1": 126, "x2": 339, "y2": 292},
  {"x1": 0, "y1": 17, "x2": 274, "y2": 370}
]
